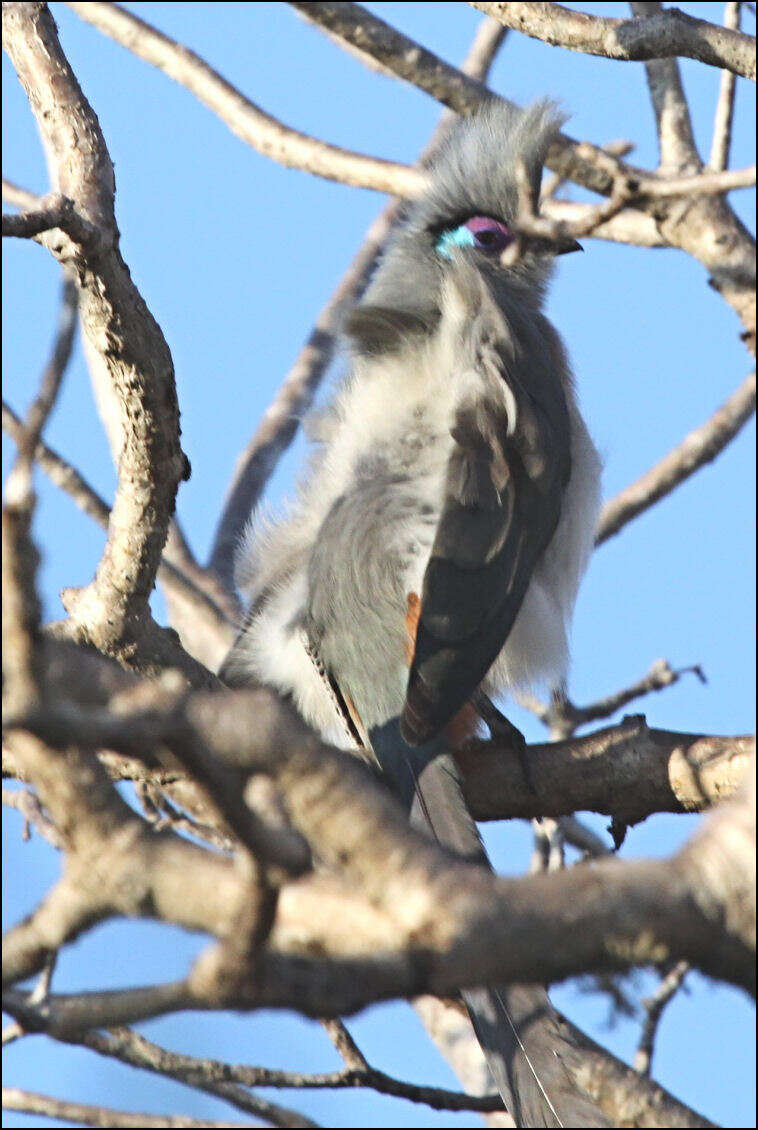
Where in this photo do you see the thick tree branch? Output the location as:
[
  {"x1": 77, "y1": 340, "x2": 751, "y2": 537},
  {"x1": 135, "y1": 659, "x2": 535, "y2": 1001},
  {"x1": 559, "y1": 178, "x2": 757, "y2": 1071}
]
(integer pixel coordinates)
[
  {"x1": 4, "y1": 679, "x2": 754, "y2": 1000},
  {"x1": 470, "y1": 1, "x2": 756, "y2": 79},
  {"x1": 3, "y1": 2, "x2": 213, "y2": 685},
  {"x1": 459, "y1": 723, "x2": 752, "y2": 825}
]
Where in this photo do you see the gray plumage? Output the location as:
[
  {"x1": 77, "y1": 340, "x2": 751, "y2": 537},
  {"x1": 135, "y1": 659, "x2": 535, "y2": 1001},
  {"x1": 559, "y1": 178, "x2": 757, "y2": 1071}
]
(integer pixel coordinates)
[{"x1": 223, "y1": 101, "x2": 605, "y2": 1126}]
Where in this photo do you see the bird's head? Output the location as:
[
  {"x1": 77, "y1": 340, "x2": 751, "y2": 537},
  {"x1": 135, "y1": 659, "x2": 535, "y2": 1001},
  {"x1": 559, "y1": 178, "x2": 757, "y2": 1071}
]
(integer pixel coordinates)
[{"x1": 347, "y1": 100, "x2": 577, "y2": 353}]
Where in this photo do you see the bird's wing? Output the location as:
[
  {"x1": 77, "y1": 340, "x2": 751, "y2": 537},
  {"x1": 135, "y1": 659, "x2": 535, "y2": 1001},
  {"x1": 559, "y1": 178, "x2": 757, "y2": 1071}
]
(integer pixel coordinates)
[{"x1": 402, "y1": 273, "x2": 572, "y2": 745}]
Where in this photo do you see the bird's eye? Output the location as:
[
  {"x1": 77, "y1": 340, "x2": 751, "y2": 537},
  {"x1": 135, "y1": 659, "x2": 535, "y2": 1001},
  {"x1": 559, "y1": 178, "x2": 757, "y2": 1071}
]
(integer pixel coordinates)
[{"x1": 435, "y1": 215, "x2": 512, "y2": 259}]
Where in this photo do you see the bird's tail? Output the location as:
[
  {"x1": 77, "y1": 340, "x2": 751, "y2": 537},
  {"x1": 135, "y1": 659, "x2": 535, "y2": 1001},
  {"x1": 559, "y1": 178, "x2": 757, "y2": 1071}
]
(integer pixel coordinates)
[{"x1": 369, "y1": 717, "x2": 608, "y2": 1129}]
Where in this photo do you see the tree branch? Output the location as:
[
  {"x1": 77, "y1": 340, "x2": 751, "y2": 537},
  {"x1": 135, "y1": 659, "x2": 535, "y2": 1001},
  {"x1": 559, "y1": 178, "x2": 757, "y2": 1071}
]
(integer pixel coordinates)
[
  {"x1": 287, "y1": 0, "x2": 643, "y2": 197},
  {"x1": 2, "y1": 400, "x2": 236, "y2": 662},
  {"x1": 1, "y1": 1087, "x2": 257, "y2": 1129},
  {"x1": 65, "y1": 1, "x2": 423, "y2": 198},
  {"x1": 56, "y1": 1025, "x2": 502, "y2": 1116},
  {"x1": 517, "y1": 658, "x2": 708, "y2": 739},
  {"x1": 630, "y1": 2, "x2": 702, "y2": 173},
  {"x1": 596, "y1": 371, "x2": 756, "y2": 545},
  {"x1": 5, "y1": 678, "x2": 754, "y2": 1000},
  {"x1": 633, "y1": 961, "x2": 690, "y2": 1075},
  {"x1": 3, "y1": 2, "x2": 212, "y2": 683},
  {"x1": 709, "y1": 2, "x2": 742, "y2": 171},
  {"x1": 470, "y1": 1, "x2": 756, "y2": 80}
]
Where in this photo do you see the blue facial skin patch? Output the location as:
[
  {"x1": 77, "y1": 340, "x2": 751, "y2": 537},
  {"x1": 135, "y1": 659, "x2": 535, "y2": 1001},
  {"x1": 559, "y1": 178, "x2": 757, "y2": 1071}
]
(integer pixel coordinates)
[{"x1": 435, "y1": 225, "x2": 475, "y2": 259}]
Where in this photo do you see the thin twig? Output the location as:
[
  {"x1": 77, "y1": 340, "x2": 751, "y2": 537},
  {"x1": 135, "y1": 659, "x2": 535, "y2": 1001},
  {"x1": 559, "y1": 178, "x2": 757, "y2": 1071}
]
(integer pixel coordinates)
[
  {"x1": 321, "y1": 1018, "x2": 369, "y2": 1070},
  {"x1": 517, "y1": 659, "x2": 708, "y2": 738},
  {"x1": 7, "y1": 278, "x2": 78, "y2": 487},
  {"x1": 2, "y1": 400, "x2": 235, "y2": 643},
  {"x1": 633, "y1": 962, "x2": 690, "y2": 1076},
  {"x1": 1, "y1": 1087, "x2": 259, "y2": 1129},
  {"x1": 2, "y1": 786, "x2": 62, "y2": 848},
  {"x1": 2, "y1": 176, "x2": 41, "y2": 210},
  {"x1": 56, "y1": 1028, "x2": 317, "y2": 1126},
  {"x1": 709, "y1": 2, "x2": 742, "y2": 171},
  {"x1": 596, "y1": 372, "x2": 756, "y2": 545},
  {"x1": 1, "y1": 1006, "x2": 504, "y2": 1115},
  {"x1": 3, "y1": 279, "x2": 77, "y2": 715}
]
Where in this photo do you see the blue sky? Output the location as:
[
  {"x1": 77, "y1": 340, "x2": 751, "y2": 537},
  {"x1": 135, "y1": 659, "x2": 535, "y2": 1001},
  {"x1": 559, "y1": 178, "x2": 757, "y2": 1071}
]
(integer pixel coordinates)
[{"x1": 2, "y1": 3, "x2": 755, "y2": 1127}]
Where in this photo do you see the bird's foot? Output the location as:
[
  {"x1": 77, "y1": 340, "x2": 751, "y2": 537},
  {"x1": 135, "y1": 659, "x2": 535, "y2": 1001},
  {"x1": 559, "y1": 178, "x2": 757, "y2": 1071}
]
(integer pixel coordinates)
[{"x1": 473, "y1": 690, "x2": 535, "y2": 793}]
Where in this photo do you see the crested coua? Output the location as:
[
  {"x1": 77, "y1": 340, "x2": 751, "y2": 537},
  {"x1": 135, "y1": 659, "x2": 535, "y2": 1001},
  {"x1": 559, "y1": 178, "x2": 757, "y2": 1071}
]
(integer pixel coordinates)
[{"x1": 223, "y1": 102, "x2": 605, "y2": 1127}]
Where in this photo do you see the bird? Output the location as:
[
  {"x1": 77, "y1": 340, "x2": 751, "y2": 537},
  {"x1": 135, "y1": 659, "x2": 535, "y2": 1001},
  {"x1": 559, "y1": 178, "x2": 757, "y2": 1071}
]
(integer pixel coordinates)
[{"x1": 221, "y1": 100, "x2": 605, "y2": 1127}]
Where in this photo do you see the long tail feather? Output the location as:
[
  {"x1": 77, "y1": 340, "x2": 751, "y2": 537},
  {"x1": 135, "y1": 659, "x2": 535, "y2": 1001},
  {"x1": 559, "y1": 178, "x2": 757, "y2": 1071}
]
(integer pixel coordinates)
[{"x1": 369, "y1": 717, "x2": 609, "y2": 1128}]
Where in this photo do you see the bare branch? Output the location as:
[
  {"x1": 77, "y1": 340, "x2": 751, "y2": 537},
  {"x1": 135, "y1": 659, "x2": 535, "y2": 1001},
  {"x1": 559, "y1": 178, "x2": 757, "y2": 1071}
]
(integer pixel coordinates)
[
  {"x1": 630, "y1": 2, "x2": 702, "y2": 173},
  {"x1": 2, "y1": 726, "x2": 242, "y2": 985},
  {"x1": 710, "y1": 2, "x2": 742, "y2": 171},
  {"x1": 2, "y1": 2, "x2": 210, "y2": 682},
  {"x1": 5, "y1": 680, "x2": 754, "y2": 999},
  {"x1": 1, "y1": 1087, "x2": 257, "y2": 1129},
  {"x1": 2, "y1": 195, "x2": 84, "y2": 240},
  {"x1": 65, "y1": 1, "x2": 424, "y2": 199},
  {"x1": 2, "y1": 399, "x2": 109, "y2": 528},
  {"x1": 459, "y1": 13, "x2": 508, "y2": 78},
  {"x1": 58, "y1": 1025, "x2": 502, "y2": 1115},
  {"x1": 470, "y1": 1, "x2": 756, "y2": 79},
  {"x1": 7, "y1": 279, "x2": 78, "y2": 477},
  {"x1": 542, "y1": 198, "x2": 668, "y2": 247},
  {"x1": 518, "y1": 659, "x2": 708, "y2": 739},
  {"x1": 2, "y1": 400, "x2": 236, "y2": 657},
  {"x1": 287, "y1": 1, "x2": 644, "y2": 198},
  {"x1": 459, "y1": 723, "x2": 752, "y2": 825},
  {"x1": 66, "y1": 1029, "x2": 319, "y2": 1127},
  {"x1": 4, "y1": 755, "x2": 754, "y2": 1010},
  {"x1": 2, "y1": 177, "x2": 41, "y2": 210},
  {"x1": 559, "y1": 816, "x2": 612, "y2": 859},
  {"x1": 562, "y1": 1018, "x2": 716, "y2": 1127},
  {"x1": 597, "y1": 371, "x2": 756, "y2": 545},
  {"x1": 633, "y1": 961, "x2": 690, "y2": 1076},
  {"x1": 2, "y1": 278, "x2": 76, "y2": 717},
  {"x1": 12, "y1": 638, "x2": 754, "y2": 827},
  {"x1": 2, "y1": 785, "x2": 61, "y2": 848}
]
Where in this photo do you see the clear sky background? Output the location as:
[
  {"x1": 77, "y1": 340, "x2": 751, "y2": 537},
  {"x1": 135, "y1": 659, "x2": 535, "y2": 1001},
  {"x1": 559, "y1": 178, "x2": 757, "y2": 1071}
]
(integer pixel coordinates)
[{"x1": 2, "y1": 3, "x2": 755, "y2": 1127}]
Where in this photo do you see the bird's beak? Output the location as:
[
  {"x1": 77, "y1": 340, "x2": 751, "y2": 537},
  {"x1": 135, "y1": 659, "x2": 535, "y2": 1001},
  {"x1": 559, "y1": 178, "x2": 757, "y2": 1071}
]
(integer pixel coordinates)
[{"x1": 555, "y1": 238, "x2": 583, "y2": 255}]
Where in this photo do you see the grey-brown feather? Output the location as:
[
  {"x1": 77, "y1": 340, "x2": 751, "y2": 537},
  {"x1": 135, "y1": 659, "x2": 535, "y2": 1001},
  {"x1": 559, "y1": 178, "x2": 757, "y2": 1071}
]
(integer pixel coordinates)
[{"x1": 402, "y1": 269, "x2": 572, "y2": 744}]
